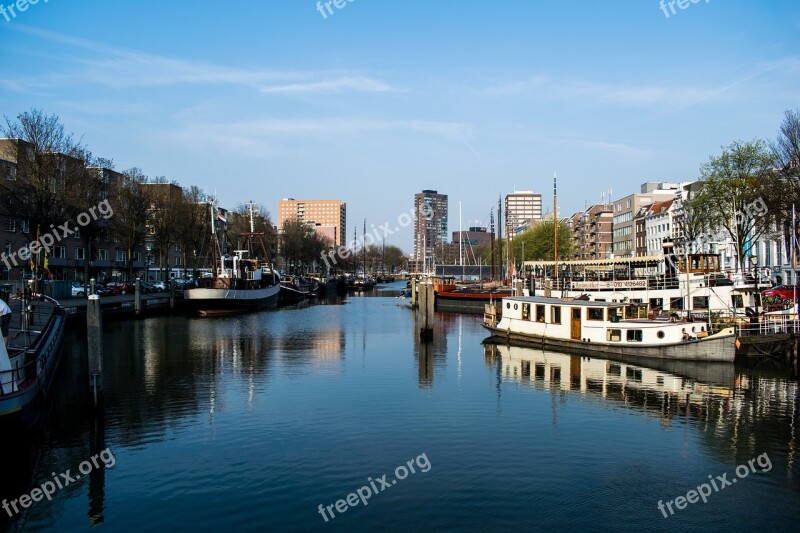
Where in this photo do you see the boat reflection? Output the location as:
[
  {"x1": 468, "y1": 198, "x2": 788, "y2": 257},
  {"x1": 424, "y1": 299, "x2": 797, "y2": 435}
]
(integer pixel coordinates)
[
  {"x1": 485, "y1": 341, "x2": 800, "y2": 476},
  {"x1": 485, "y1": 341, "x2": 736, "y2": 426}
]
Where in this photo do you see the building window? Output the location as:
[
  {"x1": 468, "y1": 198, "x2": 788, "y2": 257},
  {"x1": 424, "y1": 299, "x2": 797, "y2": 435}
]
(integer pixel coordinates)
[
  {"x1": 96, "y1": 249, "x2": 108, "y2": 261},
  {"x1": 133, "y1": 252, "x2": 142, "y2": 263},
  {"x1": 5, "y1": 166, "x2": 16, "y2": 181},
  {"x1": 4, "y1": 242, "x2": 10, "y2": 256},
  {"x1": 551, "y1": 306, "x2": 561, "y2": 324},
  {"x1": 116, "y1": 250, "x2": 126, "y2": 262},
  {"x1": 53, "y1": 246, "x2": 65, "y2": 259},
  {"x1": 20, "y1": 220, "x2": 29, "y2": 234},
  {"x1": 75, "y1": 248, "x2": 86, "y2": 260},
  {"x1": 5, "y1": 218, "x2": 15, "y2": 233}
]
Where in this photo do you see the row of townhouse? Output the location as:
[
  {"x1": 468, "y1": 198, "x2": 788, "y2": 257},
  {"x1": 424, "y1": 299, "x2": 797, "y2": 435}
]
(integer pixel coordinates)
[
  {"x1": 569, "y1": 181, "x2": 798, "y2": 285},
  {"x1": 0, "y1": 138, "x2": 190, "y2": 283}
]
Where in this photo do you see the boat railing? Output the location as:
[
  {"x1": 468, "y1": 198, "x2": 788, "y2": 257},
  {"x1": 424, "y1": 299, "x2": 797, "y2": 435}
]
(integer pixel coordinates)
[{"x1": 737, "y1": 316, "x2": 800, "y2": 337}]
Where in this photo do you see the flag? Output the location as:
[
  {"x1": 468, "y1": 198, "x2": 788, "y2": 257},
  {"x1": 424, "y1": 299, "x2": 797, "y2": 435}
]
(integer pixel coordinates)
[
  {"x1": 217, "y1": 207, "x2": 228, "y2": 224},
  {"x1": 44, "y1": 252, "x2": 48, "y2": 270}
]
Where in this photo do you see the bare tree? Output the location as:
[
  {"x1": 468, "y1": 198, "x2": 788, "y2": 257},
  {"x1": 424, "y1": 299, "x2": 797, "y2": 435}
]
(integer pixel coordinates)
[{"x1": 108, "y1": 168, "x2": 149, "y2": 281}]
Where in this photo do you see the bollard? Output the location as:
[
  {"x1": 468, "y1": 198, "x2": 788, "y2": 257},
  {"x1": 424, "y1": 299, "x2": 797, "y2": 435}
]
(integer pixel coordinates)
[
  {"x1": 545, "y1": 279, "x2": 552, "y2": 298},
  {"x1": 90, "y1": 278, "x2": 96, "y2": 296},
  {"x1": 135, "y1": 279, "x2": 142, "y2": 316},
  {"x1": 87, "y1": 295, "x2": 104, "y2": 409}
]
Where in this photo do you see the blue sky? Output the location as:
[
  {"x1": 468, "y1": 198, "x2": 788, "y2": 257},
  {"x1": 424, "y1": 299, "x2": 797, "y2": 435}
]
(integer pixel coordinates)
[{"x1": 1, "y1": 0, "x2": 797, "y2": 252}]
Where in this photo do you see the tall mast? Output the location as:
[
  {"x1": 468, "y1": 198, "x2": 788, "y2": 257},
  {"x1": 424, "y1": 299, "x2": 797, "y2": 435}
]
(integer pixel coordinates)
[
  {"x1": 497, "y1": 197, "x2": 502, "y2": 281},
  {"x1": 553, "y1": 172, "x2": 558, "y2": 265},
  {"x1": 490, "y1": 210, "x2": 495, "y2": 281}
]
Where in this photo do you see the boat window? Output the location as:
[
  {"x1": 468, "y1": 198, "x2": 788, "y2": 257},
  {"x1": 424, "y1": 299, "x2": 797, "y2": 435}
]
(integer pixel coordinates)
[
  {"x1": 522, "y1": 303, "x2": 530, "y2": 320},
  {"x1": 536, "y1": 305, "x2": 546, "y2": 322},
  {"x1": 657, "y1": 330, "x2": 665, "y2": 339},
  {"x1": 649, "y1": 298, "x2": 663, "y2": 311},
  {"x1": 606, "y1": 329, "x2": 622, "y2": 342},
  {"x1": 626, "y1": 329, "x2": 643, "y2": 342},
  {"x1": 693, "y1": 296, "x2": 709, "y2": 310},
  {"x1": 731, "y1": 294, "x2": 743, "y2": 308},
  {"x1": 506, "y1": 303, "x2": 511, "y2": 309},
  {"x1": 670, "y1": 297, "x2": 684, "y2": 310},
  {"x1": 607, "y1": 307, "x2": 621, "y2": 322},
  {"x1": 551, "y1": 306, "x2": 562, "y2": 324},
  {"x1": 587, "y1": 308, "x2": 604, "y2": 321},
  {"x1": 630, "y1": 299, "x2": 643, "y2": 304}
]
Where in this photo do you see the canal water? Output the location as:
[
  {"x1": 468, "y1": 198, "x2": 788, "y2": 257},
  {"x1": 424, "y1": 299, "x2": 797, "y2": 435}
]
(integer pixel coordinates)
[{"x1": 3, "y1": 283, "x2": 799, "y2": 531}]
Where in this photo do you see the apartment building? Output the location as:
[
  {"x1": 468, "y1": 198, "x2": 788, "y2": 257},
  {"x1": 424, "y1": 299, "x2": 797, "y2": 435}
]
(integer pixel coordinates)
[
  {"x1": 611, "y1": 182, "x2": 682, "y2": 257},
  {"x1": 569, "y1": 203, "x2": 613, "y2": 260},
  {"x1": 277, "y1": 199, "x2": 347, "y2": 246},
  {"x1": 413, "y1": 190, "x2": 448, "y2": 267},
  {"x1": 505, "y1": 191, "x2": 542, "y2": 236}
]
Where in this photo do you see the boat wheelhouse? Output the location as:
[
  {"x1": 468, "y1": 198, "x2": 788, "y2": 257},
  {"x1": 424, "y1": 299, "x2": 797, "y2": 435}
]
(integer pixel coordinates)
[{"x1": 484, "y1": 295, "x2": 735, "y2": 362}]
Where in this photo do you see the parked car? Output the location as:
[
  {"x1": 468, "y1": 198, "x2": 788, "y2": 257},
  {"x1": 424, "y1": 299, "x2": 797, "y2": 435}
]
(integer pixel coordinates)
[
  {"x1": 152, "y1": 281, "x2": 167, "y2": 292},
  {"x1": 94, "y1": 283, "x2": 112, "y2": 296},
  {"x1": 70, "y1": 281, "x2": 88, "y2": 298},
  {"x1": 106, "y1": 281, "x2": 131, "y2": 295},
  {"x1": 762, "y1": 285, "x2": 798, "y2": 303}
]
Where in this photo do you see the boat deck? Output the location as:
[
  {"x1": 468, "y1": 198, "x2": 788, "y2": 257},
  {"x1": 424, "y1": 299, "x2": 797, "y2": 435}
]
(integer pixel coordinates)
[{"x1": 6, "y1": 298, "x2": 58, "y2": 355}]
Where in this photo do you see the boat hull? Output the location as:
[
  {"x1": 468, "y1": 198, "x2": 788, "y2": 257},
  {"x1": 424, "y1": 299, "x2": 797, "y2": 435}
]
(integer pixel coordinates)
[
  {"x1": 436, "y1": 290, "x2": 512, "y2": 314},
  {"x1": 0, "y1": 307, "x2": 66, "y2": 428},
  {"x1": 183, "y1": 284, "x2": 280, "y2": 313},
  {"x1": 483, "y1": 324, "x2": 736, "y2": 362}
]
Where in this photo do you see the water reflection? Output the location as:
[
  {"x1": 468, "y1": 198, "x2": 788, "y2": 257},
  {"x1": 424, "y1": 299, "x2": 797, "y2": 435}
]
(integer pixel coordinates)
[{"x1": 486, "y1": 341, "x2": 800, "y2": 479}]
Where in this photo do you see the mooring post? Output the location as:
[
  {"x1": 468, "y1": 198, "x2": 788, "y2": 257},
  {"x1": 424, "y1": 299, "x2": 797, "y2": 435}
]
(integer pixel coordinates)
[
  {"x1": 410, "y1": 278, "x2": 418, "y2": 309},
  {"x1": 90, "y1": 278, "x2": 96, "y2": 296},
  {"x1": 545, "y1": 279, "x2": 552, "y2": 298},
  {"x1": 418, "y1": 282, "x2": 434, "y2": 340},
  {"x1": 135, "y1": 279, "x2": 142, "y2": 316},
  {"x1": 87, "y1": 294, "x2": 104, "y2": 409},
  {"x1": 169, "y1": 280, "x2": 175, "y2": 309}
]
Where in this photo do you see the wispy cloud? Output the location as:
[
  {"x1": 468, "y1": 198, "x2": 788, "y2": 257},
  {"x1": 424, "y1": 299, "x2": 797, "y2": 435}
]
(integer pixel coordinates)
[
  {"x1": 0, "y1": 26, "x2": 399, "y2": 94},
  {"x1": 162, "y1": 117, "x2": 475, "y2": 158}
]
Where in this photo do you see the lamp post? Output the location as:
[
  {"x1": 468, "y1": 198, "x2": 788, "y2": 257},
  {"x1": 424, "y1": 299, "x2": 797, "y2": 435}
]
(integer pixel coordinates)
[
  {"x1": 144, "y1": 242, "x2": 154, "y2": 282},
  {"x1": 749, "y1": 255, "x2": 759, "y2": 311}
]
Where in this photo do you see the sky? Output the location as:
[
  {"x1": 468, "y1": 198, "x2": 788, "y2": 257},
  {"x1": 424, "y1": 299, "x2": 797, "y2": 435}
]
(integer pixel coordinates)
[{"x1": 0, "y1": 0, "x2": 798, "y2": 253}]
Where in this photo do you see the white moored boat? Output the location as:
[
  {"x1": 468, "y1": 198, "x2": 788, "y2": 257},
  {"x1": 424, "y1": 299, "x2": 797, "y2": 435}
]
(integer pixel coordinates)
[{"x1": 484, "y1": 296, "x2": 735, "y2": 362}]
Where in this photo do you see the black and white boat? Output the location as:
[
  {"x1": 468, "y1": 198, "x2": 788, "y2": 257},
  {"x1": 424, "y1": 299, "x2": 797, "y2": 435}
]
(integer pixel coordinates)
[{"x1": 184, "y1": 201, "x2": 280, "y2": 315}]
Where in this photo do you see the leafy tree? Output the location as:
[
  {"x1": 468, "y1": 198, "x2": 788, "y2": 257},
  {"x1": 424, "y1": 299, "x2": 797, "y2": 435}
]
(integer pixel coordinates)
[
  {"x1": 695, "y1": 140, "x2": 778, "y2": 272},
  {"x1": 510, "y1": 219, "x2": 574, "y2": 262},
  {"x1": 770, "y1": 109, "x2": 800, "y2": 262}
]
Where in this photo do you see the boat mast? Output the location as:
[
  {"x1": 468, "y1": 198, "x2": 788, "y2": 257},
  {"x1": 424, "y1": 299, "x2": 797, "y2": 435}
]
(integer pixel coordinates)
[
  {"x1": 209, "y1": 198, "x2": 218, "y2": 278},
  {"x1": 554, "y1": 172, "x2": 558, "y2": 287},
  {"x1": 490, "y1": 210, "x2": 495, "y2": 281}
]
